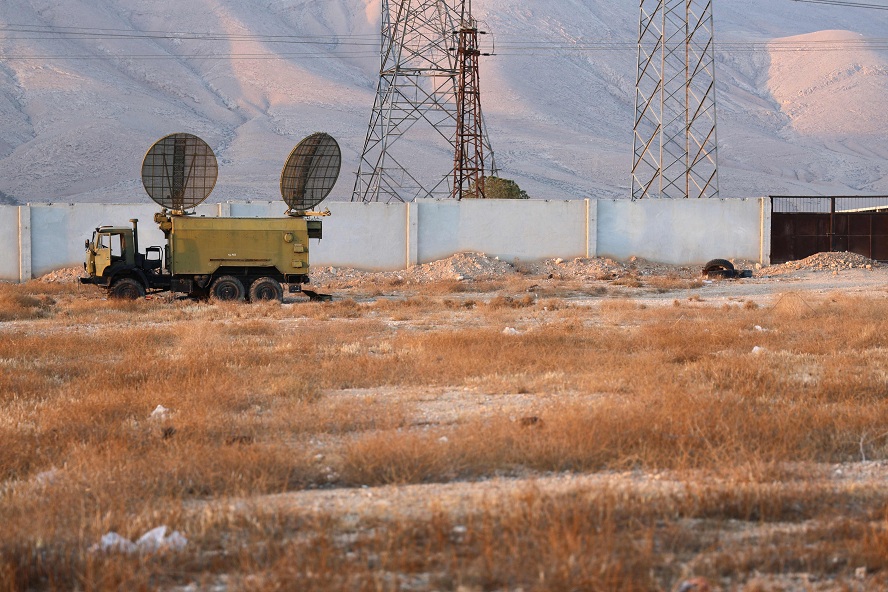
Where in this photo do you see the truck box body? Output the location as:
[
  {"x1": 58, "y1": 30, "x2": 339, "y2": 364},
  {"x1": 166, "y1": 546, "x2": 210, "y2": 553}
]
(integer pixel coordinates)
[{"x1": 168, "y1": 215, "x2": 310, "y2": 276}]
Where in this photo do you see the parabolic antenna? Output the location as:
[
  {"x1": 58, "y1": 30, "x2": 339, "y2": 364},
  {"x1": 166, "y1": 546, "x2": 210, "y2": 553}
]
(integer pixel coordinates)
[
  {"x1": 141, "y1": 133, "x2": 218, "y2": 211},
  {"x1": 280, "y1": 132, "x2": 341, "y2": 212}
]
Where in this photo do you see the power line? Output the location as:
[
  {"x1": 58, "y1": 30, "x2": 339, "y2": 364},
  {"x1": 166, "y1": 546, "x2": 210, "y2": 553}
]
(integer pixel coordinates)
[
  {"x1": 4, "y1": 22, "x2": 888, "y2": 60},
  {"x1": 0, "y1": 23, "x2": 379, "y2": 40},
  {"x1": 791, "y1": 0, "x2": 888, "y2": 9}
]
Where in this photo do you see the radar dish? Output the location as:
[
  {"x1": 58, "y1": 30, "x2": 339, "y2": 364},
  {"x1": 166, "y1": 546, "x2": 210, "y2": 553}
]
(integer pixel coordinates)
[
  {"x1": 280, "y1": 132, "x2": 341, "y2": 211},
  {"x1": 141, "y1": 133, "x2": 218, "y2": 210}
]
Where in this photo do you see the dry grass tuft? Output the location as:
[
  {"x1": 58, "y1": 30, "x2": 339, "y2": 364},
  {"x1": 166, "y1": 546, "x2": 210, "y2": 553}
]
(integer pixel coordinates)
[
  {"x1": 0, "y1": 284, "x2": 57, "y2": 321},
  {"x1": 646, "y1": 274, "x2": 703, "y2": 292}
]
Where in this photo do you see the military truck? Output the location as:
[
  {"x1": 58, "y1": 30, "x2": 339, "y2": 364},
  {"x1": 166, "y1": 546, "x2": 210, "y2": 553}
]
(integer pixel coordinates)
[{"x1": 80, "y1": 132, "x2": 340, "y2": 302}]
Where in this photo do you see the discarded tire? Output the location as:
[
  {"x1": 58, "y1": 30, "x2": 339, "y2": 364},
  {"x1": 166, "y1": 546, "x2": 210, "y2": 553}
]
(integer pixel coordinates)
[{"x1": 703, "y1": 259, "x2": 734, "y2": 272}]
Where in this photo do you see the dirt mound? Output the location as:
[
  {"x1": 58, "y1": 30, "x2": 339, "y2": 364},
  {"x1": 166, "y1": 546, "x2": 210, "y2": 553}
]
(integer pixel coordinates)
[
  {"x1": 411, "y1": 252, "x2": 517, "y2": 281},
  {"x1": 310, "y1": 252, "x2": 703, "y2": 288},
  {"x1": 759, "y1": 251, "x2": 877, "y2": 276},
  {"x1": 37, "y1": 267, "x2": 84, "y2": 283}
]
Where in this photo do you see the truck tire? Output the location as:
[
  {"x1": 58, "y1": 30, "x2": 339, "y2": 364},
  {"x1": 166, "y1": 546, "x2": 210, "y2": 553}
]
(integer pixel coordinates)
[
  {"x1": 109, "y1": 277, "x2": 145, "y2": 299},
  {"x1": 249, "y1": 277, "x2": 283, "y2": 302},
  {"x1": 210, "y1": 276, "x2": 246, "y2": 302}
]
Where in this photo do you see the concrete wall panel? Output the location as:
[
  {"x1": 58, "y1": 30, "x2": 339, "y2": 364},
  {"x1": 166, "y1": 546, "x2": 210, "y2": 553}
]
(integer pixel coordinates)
[
  {"x1": 0, "y1": 206, "x2": 20, "y2": 281},
  {"x1": 416, "y1": 199, "x2": 589, "y2": 264},
  {"x1": 311, "y1": 202, "x2": 409, "y2": 270},
  {"x1": 596, "y1": 198, "x2": 764, "y2": 265}
]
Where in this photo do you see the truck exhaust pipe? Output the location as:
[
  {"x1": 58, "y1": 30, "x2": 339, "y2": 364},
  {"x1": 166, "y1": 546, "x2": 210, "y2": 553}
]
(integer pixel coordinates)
[{"x1": 129, "y1": 219, "x2": 139, "y2": 254}]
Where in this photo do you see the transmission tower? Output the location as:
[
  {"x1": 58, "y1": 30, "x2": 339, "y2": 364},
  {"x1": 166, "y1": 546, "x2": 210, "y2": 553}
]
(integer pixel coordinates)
[
  {"x1": 353, "y1": 0, "x2": 495, "y2": 203},
  {"x1": 632, "y1": 0, "x2": 719, "y2": 200},
  {"x1": 452, "y1": 13, "x2": 494, "y2": 199}
]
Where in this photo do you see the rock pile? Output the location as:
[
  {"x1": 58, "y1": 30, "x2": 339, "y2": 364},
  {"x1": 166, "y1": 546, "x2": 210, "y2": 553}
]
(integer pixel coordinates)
[
  {"x1": 37, "y1": 267, "x2": 84, "y2": 283},
  {"x1": 310, "y1": 252, "x2": 701, "y2": 287},
  {"x1": 758, "y1": 251, "x2": 877, "y2": 276}
]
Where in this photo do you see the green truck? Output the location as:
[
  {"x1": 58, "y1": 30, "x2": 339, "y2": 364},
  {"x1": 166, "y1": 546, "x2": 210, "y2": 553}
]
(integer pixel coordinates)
[
  {"x1": 80, "y1": 131, "x2": 340, "y2": 302},
  {"x1": 83, "y1": 214, "x2": 323, "y2": 301}
]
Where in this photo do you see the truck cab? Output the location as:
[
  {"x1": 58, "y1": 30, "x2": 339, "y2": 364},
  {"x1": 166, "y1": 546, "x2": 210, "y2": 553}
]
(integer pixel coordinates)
[
  {"x1": 82, "y1": 220, "x2": 166, "y2": 297},
  {"x1": 86, "y1": 226, "x2": 134, "y2": 278}
]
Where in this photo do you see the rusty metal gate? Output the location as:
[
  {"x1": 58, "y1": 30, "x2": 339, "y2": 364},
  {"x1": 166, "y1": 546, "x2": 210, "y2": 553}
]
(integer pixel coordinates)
[{"x1": 770, "y1": 196, "x2": 888, "y2": 264}]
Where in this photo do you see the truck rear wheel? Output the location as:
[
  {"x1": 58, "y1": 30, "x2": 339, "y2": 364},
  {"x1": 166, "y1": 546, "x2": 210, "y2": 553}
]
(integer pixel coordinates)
[
  {"x1": 210, "y1": 275, "x2": 246, "y2": 302},
  {"x1": 249, "y1": 277, "x2": 284, "y2": 303},
  {"x1": 109, "y1": 278, "x2": 145, "y2": 299}
]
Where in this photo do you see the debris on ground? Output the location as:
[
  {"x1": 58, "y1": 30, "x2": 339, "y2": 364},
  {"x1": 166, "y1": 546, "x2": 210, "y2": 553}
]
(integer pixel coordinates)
[
  {"x1": 91, "y1": 526, "x2": 187, "y2": 554},
  {"x1": 35, "y1": 251, "x2": 880, "y2": 289},
  {"x1": 701, "y1": 258, "x2": 752, "y2": 279},
  {"x1": 150, "y1": 404, "x2": 170, "y2": 420}
]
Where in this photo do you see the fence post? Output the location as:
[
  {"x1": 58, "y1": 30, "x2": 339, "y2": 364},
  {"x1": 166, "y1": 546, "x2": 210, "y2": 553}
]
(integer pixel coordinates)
[
  {"x1": 585, "y1": 198, "x2": 598, "y2": 258},
  {"x1": 829, "y1": 197, "x2": 836, "y2": 252},
  {"x1": 760, "y1": 197, "x2": 772, "y2": 265},
  {"x1": 19, "y1": 205, "x2": 31, "y2": 282},
  {"x1": 406, "y1": 201, "x2": 419, "y2": 268}
]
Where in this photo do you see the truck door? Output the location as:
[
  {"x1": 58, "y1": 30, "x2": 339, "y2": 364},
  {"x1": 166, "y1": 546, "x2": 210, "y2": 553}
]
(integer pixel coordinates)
[{"x1": 94, "y1": 233, "x2": 112, "y2": 277}]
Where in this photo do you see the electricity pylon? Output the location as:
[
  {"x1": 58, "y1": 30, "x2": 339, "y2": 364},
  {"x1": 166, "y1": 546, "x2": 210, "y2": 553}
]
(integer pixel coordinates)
[
  {"x1": 353, "y1": 0, "x2": 495, "y2": 203},
  {"x1": 632, "y1": 0, "x2": 720, "y2": 199},
  {"x1": 452, "y1": 12, "x2": 495, "y2": 199}
]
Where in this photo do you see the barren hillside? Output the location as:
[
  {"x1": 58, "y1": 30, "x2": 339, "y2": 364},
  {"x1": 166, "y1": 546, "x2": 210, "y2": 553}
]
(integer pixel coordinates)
[{"x1": 1, "y1": 0, "x2": 888, "y2": 202}]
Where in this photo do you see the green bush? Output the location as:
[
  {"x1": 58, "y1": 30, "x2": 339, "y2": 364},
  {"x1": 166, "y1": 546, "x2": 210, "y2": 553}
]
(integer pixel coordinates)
[{"x1": 464, "y1": 176, "x2": 529, "y2": 199}]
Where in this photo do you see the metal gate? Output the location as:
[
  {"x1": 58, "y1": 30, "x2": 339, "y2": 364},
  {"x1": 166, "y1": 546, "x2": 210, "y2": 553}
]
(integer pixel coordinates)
[{"x1": 770, "y1": 196, "x2": 888, "y2": 264}]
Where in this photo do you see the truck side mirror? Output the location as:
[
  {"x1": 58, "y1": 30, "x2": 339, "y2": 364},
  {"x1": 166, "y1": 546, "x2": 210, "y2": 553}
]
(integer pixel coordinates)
[{"x1": 84, "y1": 239, "x2": 90, "y2": 249}]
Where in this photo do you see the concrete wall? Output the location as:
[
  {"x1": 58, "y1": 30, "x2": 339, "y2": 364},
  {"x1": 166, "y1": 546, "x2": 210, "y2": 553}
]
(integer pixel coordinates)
[
  {"x1": 0, "y1": 198, "x2": 769, "y2": 281},
  {"x1": 596, "y1": 198, "x2": 766, "y2": 265},
  {"x1": 415, "y1": 198, "x2": 591, "y2": 265}
]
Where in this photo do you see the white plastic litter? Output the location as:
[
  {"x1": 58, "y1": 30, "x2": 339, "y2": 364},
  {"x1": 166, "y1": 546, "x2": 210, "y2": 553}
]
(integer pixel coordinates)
[
  {"x1": 752, "y1": 346, "x2": 766, "y2": 354},
  {"x1": 150, "y1": 405, "x2": 170, "y2": 420},
  {"x1": 753, "y1": 325, "x2": 765, "y2": 332},
  {"x1": 503, "y1": 327, "x2": 520, "y2": 335},
  {"x1": 93, "y1": 526, "x2": 187, "y2": 554},
  {"x1": 97, "y1": 532, "x2": 137, "y2": 553},
  {"x1": 136, "y1": 526, "x2": 188, "y2": 552},
  {"x1": 34, "y1": 468, "x2": 59, "y2": 486}
]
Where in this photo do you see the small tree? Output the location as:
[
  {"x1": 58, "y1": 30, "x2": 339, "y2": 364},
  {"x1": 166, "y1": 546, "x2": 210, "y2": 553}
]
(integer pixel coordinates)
[{"x1": 463, "y1": 176, "x2": 529, "y2": 200}]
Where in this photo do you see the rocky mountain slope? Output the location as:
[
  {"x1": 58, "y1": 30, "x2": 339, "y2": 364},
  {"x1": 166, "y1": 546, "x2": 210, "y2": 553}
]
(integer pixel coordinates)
[{"x1": 1, "y1": 0, "x2": 887, "y2": 204}]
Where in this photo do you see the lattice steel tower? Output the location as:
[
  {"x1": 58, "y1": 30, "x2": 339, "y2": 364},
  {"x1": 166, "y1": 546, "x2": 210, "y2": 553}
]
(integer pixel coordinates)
[
  {"x1": 452, "y1": 11, "x2": 493, "y2": 199},
  {"x1": 632, "y1": 0, "x2": 719, "y2": 200},
  {"x1": 353, "y1": 0, "x2": 494, "y2": 203}
]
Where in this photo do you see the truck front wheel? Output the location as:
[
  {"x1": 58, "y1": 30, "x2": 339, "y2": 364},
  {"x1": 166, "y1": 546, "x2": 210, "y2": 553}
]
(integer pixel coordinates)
[
  {"x1": 210, "y1": 276, "x2": 246, "y2": 302},
  {"x1": 249, "y1": 277, "x2": 284, "y2": 303},
  {"x1": 110, "y1": 278, "x2": 145, "y2": 300}
]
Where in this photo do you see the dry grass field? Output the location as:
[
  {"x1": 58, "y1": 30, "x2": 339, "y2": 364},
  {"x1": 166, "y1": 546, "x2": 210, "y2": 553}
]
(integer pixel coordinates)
[{"x1": 2, "y1": 254, "x2": 888, "y2": 591}]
